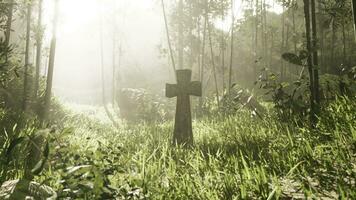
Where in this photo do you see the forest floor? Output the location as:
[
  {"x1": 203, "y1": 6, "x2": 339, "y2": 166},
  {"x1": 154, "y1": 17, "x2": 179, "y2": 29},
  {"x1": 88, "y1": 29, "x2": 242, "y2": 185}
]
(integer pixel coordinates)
[
  {"x1": 1, "y1": 98, "x2": 355, "y2": 199},
  {"x1": 34, "y1": 97, "x2": 355, "y2": 199}
]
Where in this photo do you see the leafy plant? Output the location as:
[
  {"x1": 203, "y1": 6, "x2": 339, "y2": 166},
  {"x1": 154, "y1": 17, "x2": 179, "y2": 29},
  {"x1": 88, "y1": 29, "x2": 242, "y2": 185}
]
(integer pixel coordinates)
[
  {"x1": 117, "y1": 88, "x2": 174, "y2": 123},
  {"x1": 256, "y1": 68, "x2": 310, "y2": 121}
]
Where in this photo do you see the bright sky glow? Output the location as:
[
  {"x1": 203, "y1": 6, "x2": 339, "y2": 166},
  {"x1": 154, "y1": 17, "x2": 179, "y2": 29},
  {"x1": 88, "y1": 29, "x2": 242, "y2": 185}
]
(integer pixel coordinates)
[
  {"x1": 40, "y1": 0, "x2": 284, "y2": 104},
  {"x1": 215, "y1": 0, "x2": 284, "y2": 31},
  {"x1": 42, "y1": 0, "x2": 163, "y2": 103}
]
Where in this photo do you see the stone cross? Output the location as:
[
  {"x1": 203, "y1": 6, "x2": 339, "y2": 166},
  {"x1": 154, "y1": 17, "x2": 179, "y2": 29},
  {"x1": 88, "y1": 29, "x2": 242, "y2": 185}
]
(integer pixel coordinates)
[{"x1": 166, "y1": 69, "x2": 202, "y2": 145}]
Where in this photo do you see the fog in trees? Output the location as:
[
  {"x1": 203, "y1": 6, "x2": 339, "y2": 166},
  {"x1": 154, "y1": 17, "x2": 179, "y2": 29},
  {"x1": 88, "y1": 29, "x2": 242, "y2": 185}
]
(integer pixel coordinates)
[{"x1": 0, "y1": 0, "x2": 355, "y2": 198}]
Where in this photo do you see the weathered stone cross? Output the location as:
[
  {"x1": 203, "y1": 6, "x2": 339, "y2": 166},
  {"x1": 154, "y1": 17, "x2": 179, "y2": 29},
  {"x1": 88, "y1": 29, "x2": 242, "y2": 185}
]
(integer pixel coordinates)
[{"x1": 166, "y1": 69, "x2": 202, "y2": 146}]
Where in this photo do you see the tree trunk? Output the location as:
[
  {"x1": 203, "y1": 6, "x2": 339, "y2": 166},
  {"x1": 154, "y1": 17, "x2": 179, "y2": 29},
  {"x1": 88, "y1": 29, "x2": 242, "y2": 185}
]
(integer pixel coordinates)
[
  {"x1": 22, "y1": 2, "x2": 32, "y2": 112},
  {"x1": 189, "y1": 3, "x2": 194, "y2": 71},
  {"x1": 99, "y1": 2, "x2": 118, "y2": 127},
  {"x1": 317, "y1": 1, "x2": 325, "y2": 74},
  {"x1": 351, "y1": 0, "x2": 356, "y2": 40},
  {"x1": 4, "y1": 0, "x2": 15, "y2": 48},
  {"x1": 197, "y1": 17, "x2": 201, "y2": 80},
  {"x1": 269, "y1": 31, "x2": 274, "y2": 67},
  {"x1": 311, "y1": 0, "x2": 320, "y2": 106},
  {"x1": 178, "y1": 0, "x2": 184, "y2": 69},
  {"x1": 254, "y1": 0, "x2": 259, "y2": 79},
  {"x1": 161, "y1": 0, "x2": 176, "y2": 76},
  {"x1": 303, "y1": 0, "x2": 317, "y2": 125},
  {"x1": 280, "y1": 6, "x2": 285, "y2": 81},
  {"x1": 221, "y1": 24, "x2": 225, "y2": 93},
  {"x1": 286, "y1": 15, "x2": 290, "y2": 78},
  {"x1": 347, "y1": 24, "x2": 353, "y2": 64},
  {"x1": 228, "y1": 0, "x2": 234, "y2": 94},
  {"x1": 262, "y1": 0, "x2": 268, "y2": 69},
  {"x1": 342, "y1": 22, "x2": 346, "y2": 65},
  {"x1": 112, "y1": 34, "x2": 116, "y2": 105},
  {"x1": 34, "y1": 0, "x2": 43, "y2": 98},
  {"x1": 189, "y1": 25, "x2": 194, "y2": 70},
  {"x1": 208, "y1": 20, "x2": 220, "y2": 107},
  {"x1": 330, "y1": 20, "x2": 336, "y2": 73},
  {"x1": 199, "y1": 9, "x2": 208, "y2": 110},
  {"x1": 3, "y1": 0, "x2": 15, "y2": 107},
  {"x1": 43, "y1": 0, "x2": 59, "y2": 120},
  {"x1": 221, "y1": 8, "x2": 225, "y2": 93},
  {"x1": 292, "y1": 2, "x2": 297, "y2": 54},
  {"x1": 112, "y1": 2, "x2": 117, "y2": 105}
]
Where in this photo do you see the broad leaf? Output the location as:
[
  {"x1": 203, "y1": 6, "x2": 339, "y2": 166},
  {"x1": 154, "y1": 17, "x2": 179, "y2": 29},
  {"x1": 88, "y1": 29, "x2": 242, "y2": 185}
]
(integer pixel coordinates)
[
  {"x1": 298, "y1": 50, "x2": 308, "y2": 60},
  {"x1": 31, "y1": 142, "x2": 50, "y2": 175},
  {"x1": 6, "y1": 137, "x2": 25, "y2": 158},
  {"x1": 282, "y1": 53, "x2": 303, "y2": 66}
]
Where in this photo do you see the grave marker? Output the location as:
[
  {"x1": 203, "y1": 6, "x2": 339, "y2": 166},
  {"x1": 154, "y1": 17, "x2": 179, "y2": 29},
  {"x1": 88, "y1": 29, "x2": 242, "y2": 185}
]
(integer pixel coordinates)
[{"x1": 166, "y1": 69, "x2": 202, "y2": 145}]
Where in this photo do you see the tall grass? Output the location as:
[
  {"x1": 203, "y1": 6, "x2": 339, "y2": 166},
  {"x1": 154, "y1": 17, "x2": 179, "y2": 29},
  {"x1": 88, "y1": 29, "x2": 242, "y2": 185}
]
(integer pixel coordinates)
[{"x1": 33, "y1": 97, "x2": 356, "y2": 199}]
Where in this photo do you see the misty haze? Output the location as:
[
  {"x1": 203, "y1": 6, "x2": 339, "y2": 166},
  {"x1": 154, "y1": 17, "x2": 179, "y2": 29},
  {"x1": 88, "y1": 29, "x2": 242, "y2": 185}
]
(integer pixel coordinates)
[{"x1": 0, "y1": 0, "x2": 355, "y2": 199}]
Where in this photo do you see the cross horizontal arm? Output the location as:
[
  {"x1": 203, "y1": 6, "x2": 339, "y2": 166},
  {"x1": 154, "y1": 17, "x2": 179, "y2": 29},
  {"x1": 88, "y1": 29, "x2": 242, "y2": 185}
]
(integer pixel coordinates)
[
  {"x1": 166, "y1": 83, "x2": 178, "y2": 98},
  {"x1": 187, "y1": 81, "x2": 202, "y2": 97}
]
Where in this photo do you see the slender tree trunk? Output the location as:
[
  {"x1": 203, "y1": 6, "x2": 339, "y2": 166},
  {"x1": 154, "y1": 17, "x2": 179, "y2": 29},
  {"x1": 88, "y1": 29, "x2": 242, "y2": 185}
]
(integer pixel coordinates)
[
  {"x1": 43, "y1": 0, "x2": 59, "y2": 120},
  {"x1": 286, "y1": 16, "x2": 290, "y2": 78},
  {"x1": 112, "y1": 36, "x2": 116, "y2": 105},
  {"x1": 262, "y1": 0, "x2": 267, "y2": 69},
  {"x1": 254, "y1": 0, "x2": 259, "y2": 79},
  {"x1": 4, "y1": 0, "x2": 15, "y2": 48},
  {"x1": 221, "y1": 8, "x2": 225, "y2": 92},
  {"x1": 189, "y1": 3, "x2": 194, "y2": 70},
  {"x1": 280, "y1": 6, "x2": 285, "y2": 81},
  {"x1": 269, "y1": 31, "x2": 274, "y2": 67},
  {"x1": 303, "y1": 0, "x2": 317, "y2": 125},
  {"x1": 311, "y1": 0, "x2": 320, "y2": 106},
  {"x1": 34, "y1": 0, "x2": 43, "y2": 98},
  {"x1": 112, "y1": 2, "x2": 117, "y2": 105},
  {"x1": 347, "y1": 24, "x2": 353, "y2": 64},
  {"x1": 228, "y1": 0, "x2": 234, "y2": 94},
  {"x1": 189, "y1": 25, "x2": 194, "y2": 70},
  {"x1": 317, "y1": 1, "x2": 325, "y2": 74},
  {"x1": 99, "y1": 3, "x2": 118, "y2": 127},
  {"x1": 292, "y1": 2, "x2": 300, "y2": 78},
  {"x1": 221, "y1": 43, "x2": 225, "y2": 93},
  {"x1": 342, "y1": 22, "x2": 346, "y2": 64},
  {"x1": 199, "y1": 10, "x2": 208, "y2": 109},
  {"x1": 161, "y1": 0, "x2": 176, "y2": 77},
  {"x1": 3, "y1": 0, "x2": 15, "y2": 107},
  {"x1": 352, "y1": 0, "x2": 356, "y2": 40},
  {"x1": 208, "y1": 20, "x2": 220, "y2": 107},
  {"x1": 330, "y1": 20, "x2": 336, "y2": 73},
  {"x1": 197, "y1": 17, "x2": 201, "y2": 80},
  {"x1": 221, "y1": 26, "x2": 225, "y2": 93},
  {"x1": 292, "y1": 6, "x2": 299, "y2": 75},
  {"x1": 292, "y1": 2, "x2": 297, "y2": 54},
  {"x1": 178, "y1": 0, "x2": 184, "y2": 69},
  {"x1": 22, "y1": 2, "x2": 32, "y2": 112}
]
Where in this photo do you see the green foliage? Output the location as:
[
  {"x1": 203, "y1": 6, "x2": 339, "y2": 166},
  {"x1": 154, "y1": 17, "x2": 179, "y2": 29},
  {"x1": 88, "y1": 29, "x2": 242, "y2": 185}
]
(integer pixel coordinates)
[
  {"x1": 218, "y1": 84, "x2": 266, "y2": 118},
  {"x1": 256, "y1": 65, "x2": 356, "y2": 121},
  {"x1": 20, "y1": 97, "x2": 354, "y2": 199},
  {"x1": 117, "y1": 88, "x2": 174, "y2": 123},
  {"x1": 0, "y1": 109, "x2": 52, "y2": 184},
  {"x1": 282, "y1": 52, "x2": 304, "y2": 66},
  {"x1": 256, "y1": 69, "x2": 310, "y2": 120},
  {"x1": 281, "y1": 51, "x2": 308, "y2": 66}
]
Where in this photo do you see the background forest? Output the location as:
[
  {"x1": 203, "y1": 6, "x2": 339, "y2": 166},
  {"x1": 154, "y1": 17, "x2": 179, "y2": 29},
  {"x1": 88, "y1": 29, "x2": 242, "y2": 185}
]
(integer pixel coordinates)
[{"x1": 0, "y1": 0, "x2": 356, "y2": 199}]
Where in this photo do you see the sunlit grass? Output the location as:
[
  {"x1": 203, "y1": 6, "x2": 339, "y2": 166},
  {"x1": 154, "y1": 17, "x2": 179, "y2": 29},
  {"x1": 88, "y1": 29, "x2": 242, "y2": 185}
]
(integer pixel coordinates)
[{"x1": 37, "y1": 97, "x2": 356, "y2": 199}]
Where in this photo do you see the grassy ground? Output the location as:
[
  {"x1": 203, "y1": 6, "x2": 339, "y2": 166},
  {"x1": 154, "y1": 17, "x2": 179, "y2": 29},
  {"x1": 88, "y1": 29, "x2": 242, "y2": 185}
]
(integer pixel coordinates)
[{"x1": 30, "y1": 97, "x2": 356, "y2": 199}]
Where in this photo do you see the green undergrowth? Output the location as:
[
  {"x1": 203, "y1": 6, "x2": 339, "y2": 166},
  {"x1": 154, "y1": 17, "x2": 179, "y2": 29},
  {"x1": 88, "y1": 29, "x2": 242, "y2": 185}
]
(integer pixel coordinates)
[
  {"x1": 33, "y1": 97, "x2": 356, "y2": 199},
  {"x1": 1, "y1": 98, "x2": 355, "y2": 199}
]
